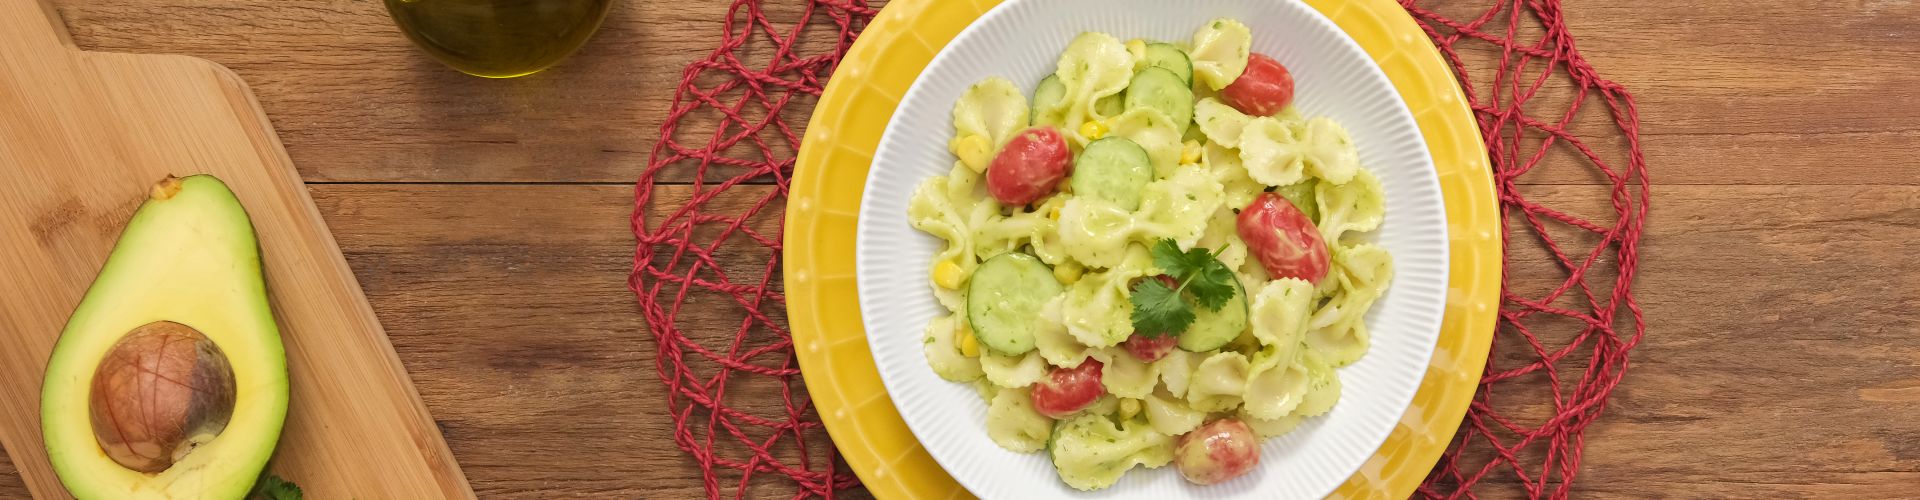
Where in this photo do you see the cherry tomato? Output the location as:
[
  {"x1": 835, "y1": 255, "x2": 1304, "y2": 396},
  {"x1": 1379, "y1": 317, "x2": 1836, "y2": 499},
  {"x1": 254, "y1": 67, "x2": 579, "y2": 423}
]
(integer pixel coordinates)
[
  {"x1": 1174, "y1": 418, "x2": 1261, "y2": 485},
  {"x1": 1220, "y1": 54, "x2": 1295, "y2": 117},
  {"x1": 1030, "y1": 359, "x2": 1105, "y2": 419},
  {"x1": 985, "y1": 127, "x2": 1073, "y2": 205},
  {"x1": 1121, "y1": 334, "x2": 1178, "y2": 362},
  {"x1": 1237, "y1": 192, "x2": 1330, "y2": 284}
]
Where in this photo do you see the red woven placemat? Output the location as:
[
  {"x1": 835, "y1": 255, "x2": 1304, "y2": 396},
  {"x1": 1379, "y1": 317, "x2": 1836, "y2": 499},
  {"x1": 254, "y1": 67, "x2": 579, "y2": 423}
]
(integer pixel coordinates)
[{"x1": 628, "y1": 0, "x2": 1647, "y2": 498}]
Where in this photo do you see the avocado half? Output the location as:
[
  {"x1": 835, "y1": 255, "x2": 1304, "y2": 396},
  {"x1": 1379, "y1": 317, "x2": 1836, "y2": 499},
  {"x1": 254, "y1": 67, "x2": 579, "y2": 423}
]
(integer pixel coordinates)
[{"x1": 40, "y1": 175, "x2": 289, "y2": 499}]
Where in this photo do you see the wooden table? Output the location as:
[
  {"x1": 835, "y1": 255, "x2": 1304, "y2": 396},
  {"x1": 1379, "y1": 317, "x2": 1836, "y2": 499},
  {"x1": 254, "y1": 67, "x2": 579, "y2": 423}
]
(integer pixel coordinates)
[{"x1": 4, "y1": 0, "x2": 1915, "y2": 497}]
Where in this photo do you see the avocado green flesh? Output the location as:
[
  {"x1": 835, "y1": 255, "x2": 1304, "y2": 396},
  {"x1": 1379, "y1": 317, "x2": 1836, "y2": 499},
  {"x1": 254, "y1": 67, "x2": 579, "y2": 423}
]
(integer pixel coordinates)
[{"x1": 40, "y1": 175, "x2": 288, "y2": 500}]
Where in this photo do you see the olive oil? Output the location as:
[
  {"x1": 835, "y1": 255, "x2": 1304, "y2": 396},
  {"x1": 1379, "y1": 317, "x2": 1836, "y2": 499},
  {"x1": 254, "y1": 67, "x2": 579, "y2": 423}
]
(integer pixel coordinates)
[{"x1": 386, "y1": 0, "x2": 613, "y2": 78}]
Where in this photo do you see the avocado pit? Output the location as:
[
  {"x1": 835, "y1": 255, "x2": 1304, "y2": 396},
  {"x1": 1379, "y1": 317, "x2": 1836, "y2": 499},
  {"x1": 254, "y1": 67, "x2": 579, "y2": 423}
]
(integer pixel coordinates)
[{"x1": 88, "y1": 321, "x2": 236, "y2": 473}]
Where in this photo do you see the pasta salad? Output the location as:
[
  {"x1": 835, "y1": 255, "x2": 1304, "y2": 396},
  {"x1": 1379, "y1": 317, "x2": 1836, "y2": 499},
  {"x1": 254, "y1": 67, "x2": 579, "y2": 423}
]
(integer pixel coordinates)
[{"x1": 908, "y1": 18, "x2": 1393, "y2": 491}]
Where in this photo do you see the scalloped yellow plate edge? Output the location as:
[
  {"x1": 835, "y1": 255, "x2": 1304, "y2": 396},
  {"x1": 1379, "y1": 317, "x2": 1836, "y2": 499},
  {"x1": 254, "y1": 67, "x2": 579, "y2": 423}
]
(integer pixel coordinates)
[{"x1": 784, "y1": 0, "x2": 1498, "y2": 497}]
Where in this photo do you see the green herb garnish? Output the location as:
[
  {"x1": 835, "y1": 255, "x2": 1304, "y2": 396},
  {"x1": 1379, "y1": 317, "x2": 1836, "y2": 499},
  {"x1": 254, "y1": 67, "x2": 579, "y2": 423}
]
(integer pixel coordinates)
[
  {"x1": 1129, "y1": 239, "x2": 1238, "y2": 336},
  {"x1": 251, "y1": 473, "x2": 302, "y2": 500}
]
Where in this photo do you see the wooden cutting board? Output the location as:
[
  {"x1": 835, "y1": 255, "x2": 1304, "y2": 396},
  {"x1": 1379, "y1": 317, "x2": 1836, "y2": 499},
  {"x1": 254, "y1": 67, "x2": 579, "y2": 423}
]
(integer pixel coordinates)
[{"x1": 0, "y1": 2, "x2": 474, "y2": 498}]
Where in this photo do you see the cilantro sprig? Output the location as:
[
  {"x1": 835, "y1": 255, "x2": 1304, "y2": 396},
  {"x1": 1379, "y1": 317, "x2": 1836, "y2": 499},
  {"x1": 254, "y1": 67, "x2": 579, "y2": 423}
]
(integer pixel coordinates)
[
  {"x1": 1129, "y1": 239, "x2": 1239, "y2": 337},
  {"x1": 251, "y1": 473, "x2": 302, "y2": 500}
]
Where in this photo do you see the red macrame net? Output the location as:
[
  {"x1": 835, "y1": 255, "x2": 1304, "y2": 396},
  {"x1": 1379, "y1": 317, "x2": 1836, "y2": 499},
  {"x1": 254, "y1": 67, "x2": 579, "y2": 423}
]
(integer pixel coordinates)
[
  {"x1": 1403, "y1": 0, "x2": 1648, "y2": 497},
  {"x1": 629, "y1": 0, "x2": 1646, "y2": 498}
]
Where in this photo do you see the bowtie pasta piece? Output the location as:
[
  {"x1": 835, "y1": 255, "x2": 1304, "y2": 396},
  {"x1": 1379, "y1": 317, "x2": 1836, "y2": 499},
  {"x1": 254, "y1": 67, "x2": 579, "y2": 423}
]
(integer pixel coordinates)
[
  {"x1": 981, "y1": 350, "x2": 1049, "y2": 388},
  {"x1": 951, "y1": 77, "x2": 1032, "y2": 170},
  {"x1": 1334, "y1": 242, "x2": 1395, "y2": 298},
  {"x1": 1135, "y1": 166, "x2": 1226, "y2": 250},
  {"x1": 1034, "y1": 296, "x2": 1095, "y2": 368},
  {"x1": 1237, "y1": 407, "x2": 1306, "y2": 438},
  {"x1": 1307, "y1": 309, "x2": 1370, "y2": 368},
  {"x1": 1204, "y1": 141, "x2": 1264, "y2": 210},
  {"x1": 1293, "y1": 350, "x2": 1344, "y2": 417},
  {"x1": 1049, "y1": 414, "x2": 1176, "y2": 491},
  {"x1": 1190, "y1": 18, "x2": 1252, "y2": 91},
  {"x1": 1059, "y1": 245, "x2": 1153, "y2": 347},
  {"x1": 908, "y1": 169, "x2": 990, "y2": 310},
  {"x1": 1185, "y1": 350, "x2": 1251, "y2": 412},
  {"x1": 1249, "y1": 278, "x2": 1315, "y2": 349},
  {"x1": 986, "y1": 387, "x2": 1054, "y2": 453},
  {"x1": 1195, "y1": 205, "x2": 1250, "y2": 272},
  {"x1": 1242, "y1": 345, "x2": 1312, "y2": 420},
  {"x1": 1306, "y1": 244, "x2": 1395, "y2": 366},
  {"x1": 1095, "y1": 346, "x2": 1161, "y2": 399},
  {"x1": 923, "y1": 313, "x2": 984, "y2": 382},
  {"x1": 1300, "y1": 117, "x2": 1361, "y2": 184},
  {"x1": 1315, "y1": 168, "x2": 1386, "y2": 244},
  {"x1": 1153, "y1": 348, "x2": 1201, "y2": 399},
  {"x1": 1144, "y1": 388, "x2": 1207, "y2": 436},
  {"x1": 973, "y1": 197, "x2": 1067, "y2": 264},
  {"x1": 1238, "y1": 115, "x2": 1307, "y2": 186},
  {"x1": 1054, "y1": 32, "x2": 1135, "y2": 143},
  {"x1": 974, "y1": 379, "x2": 1001, "y2": 403},
  {"x1": 1057, "y1": 197, "x2": 1137, "y2": 268},
  {"x1": 1194, "y1": 97, "x2": 1252, "y2": 148},
  {"x1": 1239, "y1": 115, "x2": 1364, "y2": 188}
]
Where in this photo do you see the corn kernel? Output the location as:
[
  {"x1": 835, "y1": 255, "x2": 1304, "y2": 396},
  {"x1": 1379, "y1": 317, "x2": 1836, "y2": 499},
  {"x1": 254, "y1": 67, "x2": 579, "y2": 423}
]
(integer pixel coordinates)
[
  {"x1": 1048, "y1": 205, "x2": 1061, "y2": 220},
  {"x1": 1118, "y1": 398, "x2": 1142, "y2": 420},
  {"x1": 1078, "y1": 120, "x2": 1108, "y2": 141},
  {"x1": 1052, "y1": 261, "x2": 1084, "y2": 285},
  {"x1": 956, "y1": 323, "x2": 980, "y2": 358},
  {"x1": 1180, "y1": 140, "x2": 1203, "y2": 165},
  {"x1": 932, "y1": 260, "x2": 967, "y2": 289},
  {"x1": 949, "y1": 134, "x2": 993, "y2": 173}
]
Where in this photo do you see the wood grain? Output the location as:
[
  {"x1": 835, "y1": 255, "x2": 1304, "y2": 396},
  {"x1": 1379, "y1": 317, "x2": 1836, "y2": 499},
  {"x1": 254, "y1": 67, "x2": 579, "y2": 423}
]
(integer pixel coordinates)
[
  {"x1": 0, "y1": 2, "x2": 468, "y2": 498},
  {"x1": 3, "y1": 0, "x2": 1917, "y2": 498},
  {"x1": 29, "y1": 0, "x2": 1920, "y2": 185}
]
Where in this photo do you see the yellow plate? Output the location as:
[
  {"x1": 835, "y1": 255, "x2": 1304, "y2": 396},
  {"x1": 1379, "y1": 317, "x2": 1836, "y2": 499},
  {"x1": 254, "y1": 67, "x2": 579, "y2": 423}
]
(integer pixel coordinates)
[{"x1": 784, "y1": 0, "x2": 1498, "y2": 497}]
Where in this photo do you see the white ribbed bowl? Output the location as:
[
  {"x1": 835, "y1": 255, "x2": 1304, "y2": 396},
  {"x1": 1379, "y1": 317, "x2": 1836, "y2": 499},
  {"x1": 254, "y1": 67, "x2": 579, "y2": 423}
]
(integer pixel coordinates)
[{"x1": 853, "y1": 0, "x2": 1449, "y2": 498}]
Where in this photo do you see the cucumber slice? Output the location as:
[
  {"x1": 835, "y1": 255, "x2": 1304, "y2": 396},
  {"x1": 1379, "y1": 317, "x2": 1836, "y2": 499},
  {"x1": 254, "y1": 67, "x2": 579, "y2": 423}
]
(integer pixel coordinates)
[
  {"x1": 1032, "y1": 75, "x2": 1067, "y2": 126},
  {"x1": 1143, "y1": 43, "x2": 1193, "y2": 87},
  {"x1": 1178, "y1": 274, "x2": 1248, "y2": 352},
  {"x1": 1123, "y1": 67, "x2": 1195, "y2": 135},
  {"x1": 1070, "y1": 137, "x2": 1154, "y2": 211},
  {"x1": 967, "y1": 253, "x2": 1065, "y2": 355}
]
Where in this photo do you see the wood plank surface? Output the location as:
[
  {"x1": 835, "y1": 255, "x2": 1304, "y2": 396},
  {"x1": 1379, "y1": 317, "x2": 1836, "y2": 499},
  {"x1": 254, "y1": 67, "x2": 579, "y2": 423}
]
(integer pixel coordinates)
[
  {"x1": 5, "y1": 0, "x2": 1918, "y2": 498},
  {"x1": 22, "y1": 0, "x2": 1920, "y2": 185}
]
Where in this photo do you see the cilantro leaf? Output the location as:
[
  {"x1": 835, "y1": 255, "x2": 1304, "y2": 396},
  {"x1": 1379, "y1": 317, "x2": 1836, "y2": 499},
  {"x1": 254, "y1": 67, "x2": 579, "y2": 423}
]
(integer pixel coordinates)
[
  {"x1": 1135, "y1": 239, "x2": 1242, "y2": 335},
  {"x1": 1146, "y1": 239, "x2": 1237, "y2": 312},
  {"x1": 1150, "y1": 239, "x2": 1195, "y2": 276},
  {"x1": 1150, "y1": 239, "x2": 1218, "y2": 280},
  {"x1": 1185, "y1": 258, "x2": 1238, "y2": 311},
  {"x1": 251, "y1": 473, "x2": 302, "y2": 500},
  {"x1": 1129, "y1": 277, "x2": 1193, "y2": 336}
]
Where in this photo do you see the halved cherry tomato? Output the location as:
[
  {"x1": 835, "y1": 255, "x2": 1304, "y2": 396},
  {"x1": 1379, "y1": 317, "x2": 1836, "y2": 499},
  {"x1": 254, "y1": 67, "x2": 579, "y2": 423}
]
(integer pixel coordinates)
[
  {"x1": 985, "y1": 127, "x2": 1073, "y2": 205},
  {"x1": 1237, "y1": 192, "x2": 1330, "y2": 284},
  {"x1": 1030, "y1": 359, "x2": 1105, "y2": 419},
  {"x1": 1121, "y1": 334, "x2": 1178, "y2": 362},
  {"x1": 1220, "y1": 53, "x2": 1295, "y2": 117},
  {"x1": 1174, "y1": 418, "x2": 1261, "y2": 485}
]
